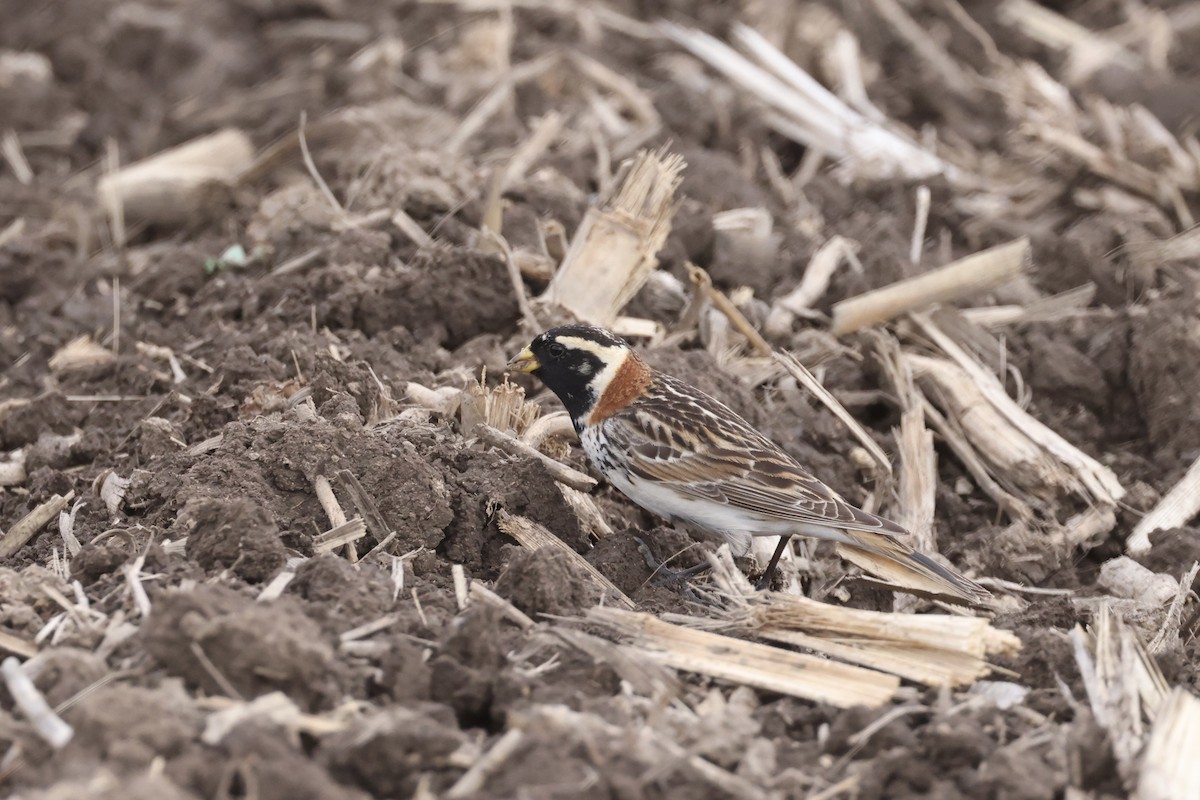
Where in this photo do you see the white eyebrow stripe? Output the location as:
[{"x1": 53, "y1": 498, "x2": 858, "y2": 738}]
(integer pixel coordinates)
[{"x1": 555, "y1": 336, "x2": 625, "y2": 361}]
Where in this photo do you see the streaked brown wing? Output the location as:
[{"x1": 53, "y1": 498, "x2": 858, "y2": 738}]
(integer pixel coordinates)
[{"x1": 605, "y1": 375, "x2": 904, "y2": 535}]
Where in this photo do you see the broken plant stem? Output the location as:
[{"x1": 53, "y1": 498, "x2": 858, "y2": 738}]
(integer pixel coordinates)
[
  {"x1": 481, "y1": 228, "x2": 541, "y2": 331},
  {"x1": 313, "y1": 473, "x2": 357, "y2": 561},
  {"x1": 0, "y1": 492, "x2": 74, "y2": 559},
  {"x1": 686, "y1": 263, "x2": 771, "y2": 355},
  {"x1": 1127, "y1": 454, "x2": 1200, "y2": 554},
  {"x1": 2, "y1": 657, "x2": 73, "y2": 749},
  {"x1": 313, "y1": 519, "x2": 368, "y2": 554},
  {"x1": 773, "y1": 351, "x2": 892, "y2": 476},
  {"x1": 587, "y1": 606, "x2": 899, "y2": 708},
  {"x1": 831, "y1": 237, "x2": 1030, "y2": 335},
  {"x1": 541, "y1": 148, "x2": 684, "y2": 325}
]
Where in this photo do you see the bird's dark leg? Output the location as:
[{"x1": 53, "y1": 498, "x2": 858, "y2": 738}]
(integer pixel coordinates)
[
  {"x1": 633, "y1": 536, "x2": 711, "y2": 584},
  {"x1": 756, "y1": 535, "x2": 792, "y2": 590}
]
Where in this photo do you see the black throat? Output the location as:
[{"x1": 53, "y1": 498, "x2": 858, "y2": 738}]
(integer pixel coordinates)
[{"x1": 530, "y1": 352, "x2": 604, "y2": 425}]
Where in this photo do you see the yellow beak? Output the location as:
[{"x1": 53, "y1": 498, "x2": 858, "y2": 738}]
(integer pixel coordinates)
[{"x1": 506, "y1": 347, "x2": 540, "y2": 373}]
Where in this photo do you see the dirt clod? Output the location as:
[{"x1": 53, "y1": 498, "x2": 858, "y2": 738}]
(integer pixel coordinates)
[
  {"x1": 141, "y1": 586, "x2": 342, "y2": 711},
  {"x1": 179, "y1": 497, "x2": 287, "y2": 583},
  {"x1": 290, "y1": 553, "x2": 395, "y2": 634},
  {"x1": 323, "y1": 706, "x2": 469, "y2": 797},
  {"x1": 60, "y1": 682, "x2": 201, "y2": 770},
  {"x1": 1129, "y1": 295, "x2": 1200, "y2": 458},
  {"x1": 493, "y1": 545, "x2": 601, "y2": 617}
]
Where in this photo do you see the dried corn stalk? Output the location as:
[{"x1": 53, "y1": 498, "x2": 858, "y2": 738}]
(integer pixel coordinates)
[
  {"x1": 587, "y1": 606, "x2": 899, "y2": 708},
  {"x1": 540, "y1": 148, "x2": 684, "y2": 325},
  {"x1": 1137, "y1": 688, "x2": 1200, "y2": 800},
  {"x1": 663, "y1": 22, "x2": 962, "y2": 184},
  {"x1": 909, "y1": 353, "x2": 1073, "y2": 508},
  {"x1": 1071, "y1": 603, "x2": 1170, "y2": 784},
  {"x1": 696, "y1": 548, "x2": 1020, "y2": 688},
  {"x1": 1127, "y1": 454, "x2": 1200, "y2": 554},
  {"x1": 830, "y1": 238, "x2": 1029, "y2": 335},
  {"x1": 911, "y1": 312, "x2": 1125, "y2": 508},
  {"x1": 460, "y1": 372, "x2": 540, "y2": 435}
]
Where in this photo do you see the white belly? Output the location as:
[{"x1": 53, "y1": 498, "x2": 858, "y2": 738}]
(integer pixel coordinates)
[{"x1": 579, "y1": 423, "x2": 799, "y2": 560}]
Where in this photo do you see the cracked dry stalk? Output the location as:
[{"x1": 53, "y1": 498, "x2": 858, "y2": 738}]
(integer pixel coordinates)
[
  {"x1": 540, "y1": 148, "x2": 684, "y2": 325},
  {"x1": 830, "y1": 237, "x2": 1029, "y2": 335},
  {"x1": 587, "y1": 606, "x2": 899, "y2": 708}
]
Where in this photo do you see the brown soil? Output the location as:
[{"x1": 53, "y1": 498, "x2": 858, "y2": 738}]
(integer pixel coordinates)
[{"x1": 2, "y1": 1, "x2": 1198, "y2": 798}]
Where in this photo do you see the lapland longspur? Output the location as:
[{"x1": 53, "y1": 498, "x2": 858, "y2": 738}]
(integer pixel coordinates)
[{"x1": 508, "y1": 324, "x2": 988, "y2": 603}]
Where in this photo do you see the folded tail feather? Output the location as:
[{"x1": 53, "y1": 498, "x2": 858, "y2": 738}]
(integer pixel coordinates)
[{"x1": 839, "y1": 529, "x2": 991, "y2": 604}]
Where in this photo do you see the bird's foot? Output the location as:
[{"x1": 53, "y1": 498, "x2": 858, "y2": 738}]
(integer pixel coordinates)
[
  {"x1": 754, "y1": 571, "x2": 776, "y2": 591},
  {"x1": 634, "y1": 536, "x2": 711, "y2": 585},
  {"x1": 753, "y1": 535, "x2": 792, "y2": 591}
]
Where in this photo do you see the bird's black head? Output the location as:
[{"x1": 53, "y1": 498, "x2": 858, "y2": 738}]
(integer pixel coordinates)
[{"x1": 507, "y1": 325, "x2": 632, "y2": 421}]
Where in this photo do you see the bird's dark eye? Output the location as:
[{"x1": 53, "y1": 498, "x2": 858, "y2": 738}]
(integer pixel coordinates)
[{"x1": 547, "y1": 342, "x2": 566, "y2": 360}]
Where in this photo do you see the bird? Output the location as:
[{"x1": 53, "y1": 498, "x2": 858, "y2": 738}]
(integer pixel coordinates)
[{"x1": 507, "y1": 323, "x2": 989, "y2": 603}]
